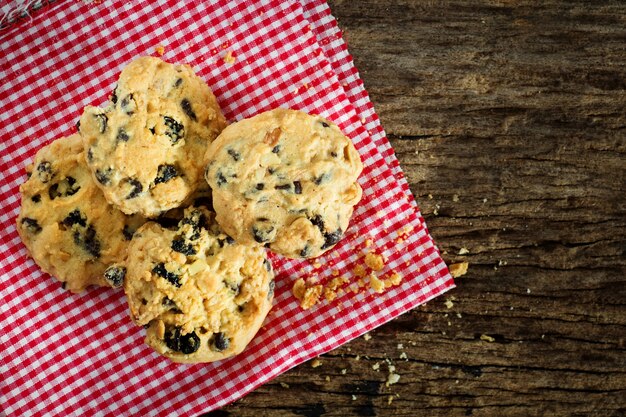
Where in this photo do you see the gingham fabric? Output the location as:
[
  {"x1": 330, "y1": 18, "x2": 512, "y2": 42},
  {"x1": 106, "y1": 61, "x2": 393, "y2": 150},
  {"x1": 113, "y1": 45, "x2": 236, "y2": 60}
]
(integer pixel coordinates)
[{"x1": 0, "y1": 1, "x2": 454, "y2": 415}]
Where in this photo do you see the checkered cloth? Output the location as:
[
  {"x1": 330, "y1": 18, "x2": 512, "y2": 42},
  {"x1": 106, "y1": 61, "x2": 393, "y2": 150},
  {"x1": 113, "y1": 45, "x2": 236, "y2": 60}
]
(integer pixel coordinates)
[{"x1": 0, "y1": 1, "x2": 454, "y2": 415}]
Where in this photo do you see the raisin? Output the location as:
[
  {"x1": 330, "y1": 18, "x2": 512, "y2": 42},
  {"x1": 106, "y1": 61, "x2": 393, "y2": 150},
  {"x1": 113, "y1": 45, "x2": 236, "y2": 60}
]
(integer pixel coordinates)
[
  {"x1": 21, "y1": 218, "x2": 41, "y2": 234},
  {"x1": 216, "y1": 171, "x2": 227, "y2": 187},
  {"x1": 174, "y1": 78, "x2": 183, "y2": 87},
  {"x1": 95, "y1": 113, "x2": 108, "y2": 133},
  {"x1": 152, "y1": 262, "x2": 181, "y2": 287},
  {"x1": 256, "y1": 183, "x2": 264, "y2": 190},
  {"x1": 293, "y1": 181, "x2": 302, "y2": 194},
  {"x1": 125, "y1": 178, "x2": 143, "y2": 199},
  {"x1": 275, "y1": 183, "x2": 291, "y2": 191},
  {"x1": 103, "y1": 265, "x2": 126, "y2": 287},
  {"x1": 163, "y1": 116, "x2": 184, "y2": 144},
  {"x1": 181, "y1": 98, "x2": 197, "y2": 121},
  {"x1": 121, "y1": 94, "x2": 135, "y2": 115},
  {"x1": 227, "y1": 148, "x2": 240, "y2": 161},
  {"x1": 73, "y1": 225, "x2": 101, "y2": 258},
  {"x1": 165, "y1": 327, "x2": 200, "y2": 354},
  {"x1": 154, "y1": 164, "x2": 179, "y2": 185},
  {"x1": 268, "y1": 280, "x2": 275, "y2": 300},
  {"x1": 252, "y1": 219, "x2": 274, "y2": 243},
  {"x1": 95, "y1": 168, "x2": 113, "y2": 185},
  {"x1": 110, "y1": 85, "x2": 118, "y2": 104},
  {"x1": 171, "y1": 238, "x2": 196, "y2": 255},
  {"x1": 213, "y1": 332, "x2": 229, "y2": 351},
  {"x1": 226, "y1": 236, "x2": 235, "y2": 245},
  {"x1": 31, "y1": 194, "x2": 41, "y2": 203},
  {"x1": 48, "y1": 176, "x2": 80, "y2": 199},
  {"x1": 320, "y1": 121, "x2": 330, "y2": 128},
  {"x1": 180, "y1": 210, "x2": 205, "y2": 240},
  {"x1": 62, "y1": 209, "x2": 87, "y2": 227},
  {"x1": 271, "y1": 145, "x2": 281, "y2": 154},
  {"x1": 321, "y1": 228, "x2": 343, "y2": 250},
  {"x1": 116, "y1": 128, "x2": 129, "y2": 142},
  {"x1": 37, "y1": 161, "x2": 53, "y2": 183},
  {"x1": 263, "y1": 258, "x2": 272, "y2": 272}
]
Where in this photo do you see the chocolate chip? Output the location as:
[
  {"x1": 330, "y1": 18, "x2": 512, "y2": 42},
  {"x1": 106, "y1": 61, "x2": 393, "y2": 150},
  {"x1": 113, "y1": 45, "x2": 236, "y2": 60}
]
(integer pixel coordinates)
[
  {"x1": 268, "y1": 167, "x2": 276, "y2": 175},
  {"x1": 154, "y1": 164, "x2": 179, "y2": 185},
  {"x1": 293, "y1": 181, "x2": 302, "y2": 194},
  {"x1": 110, "y1": 85, "x2": 118, "y2": 104},
  {"x1": 314, "y1": 173, "x2": 330, "y2": 185},
  {"x1": 216, "y1": 171, "x2": 227, "y2": 187},
  {"x1": 152, "y1": 263, "x2": 181, "y2": 287},
  {"x1": 322, "y1": 228, "x2": 343, "y2": 250},
  {"x1": 95, "y1": 113, "x2": 108, "y2": 133},
  {"x1": 87, "y1": 148, "x2": 94, "y2": 162},
  {"x1": 217, "y1": 235, "x2": 235, "y2": 247},
  {"x1": 275, "y1": 183, "x2": 291, "y2": 191},
  {"x1": 268, "y1": 280, "x2": 275, "y2": 300},
  {"x1": 125, "y1": 178, "x2": 142, "y2": 199},
  {"x1": 31, "y1": 194, "x2": 41, "y2": 203},
  {"x1": 225, "y1": 281, "x2": 240, "y2": 295},
  {"x1": 37, "y1": 161, "x2": 53, "y2": 183},
  {"x1": 180, "y1": 210, "x2": 205, "y2": 240},
  {"x1": 309, "y1": 214, "x2": 325, "y2": 234},
  {"x1": 300, "y1": 244, "x2": 311, "y2": 257},
  {"x1": 95, "y1": 168, "x2": 113, "y2": 185},
  {"x1": 263, "y1": 258, "x2": 272, "y2": 272},
  {"x1": 21, "y1": 218, "x2": 41, "y2": 234},
  {"x1": 104, "y1": 265, "x2": 126, "y2": 287},
  {"x1": 121, "y1": 94, "x2": 135, "y2": 115},
  {"x1": 75, "y1": 120, "x2": 81, "y2": 132},
  {"x1": 320, "y1": 121, "x2": 330, "y2": 128},
  {"x1": 252, "y1": 219, "x2": 275, "y2": 243},
  {"x1": 213, "y1": 332, "x2": 229, "y2": 351},
  {"x1": 271, "y1": 145, "x2": 281, "y2": 154},
  {"x1": 161, "y1": 297, "x2": 182, "y2": 313},
  {"x1": 181, "y1": 98, "x2": 197, "y2": 121},
  {"x1": 149, "y1": 127, "x2": 156, "y2": 135},
  {"x1": 48, "y1": 176, "x2": 80, "y2": 200},
  {"x1": 163, "y1": 116, "x2": 184, "y2": 144},
  {"x1": 255, "y1": 183, "x2": 265, "y2": 191},
  {"x1": 165, "y1": 327, "x2": 200, "y2": 354},
  {"x1": 63, "y1": 209, "x2": 87, "y2": 227},
  {"x1": 171, "y1": 238, "x2": 196, "y2": 255},
  {"x1": 331, "y1": 151, "x2": 338, "y2": 157},
  {"x1": 73, "y1": 225, "x2": 101, "y2": 258},
  {"x1": 116, "y1": 128, "x2": 129, "y2": 142},
  {"x1": 174, "y1": 78, "x2": 183, "y2": 87},
  {"x1": 227, "y1": 149, "x2": 241, "y2": 161}
]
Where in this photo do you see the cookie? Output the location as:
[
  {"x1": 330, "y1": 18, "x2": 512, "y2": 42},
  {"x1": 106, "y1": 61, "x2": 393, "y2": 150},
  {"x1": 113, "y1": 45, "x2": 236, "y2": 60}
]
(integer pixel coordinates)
[
  {"x1": 204, "y1": 108, "x2": 363, "y2": 259},
  {"x1": 16, "y1": 134, "x2": 145, "y2": 293},
  {"x1": 79, "y1": 56, "x2": 227, "y2": 217},
  {"x1": 124, "y1": 206, "x2": 274, "y2": 363}
]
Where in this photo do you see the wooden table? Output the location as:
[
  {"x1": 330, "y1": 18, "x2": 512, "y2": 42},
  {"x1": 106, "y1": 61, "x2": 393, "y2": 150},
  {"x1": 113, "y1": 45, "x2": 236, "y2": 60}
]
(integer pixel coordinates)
[{"x1": 205, "y1": 1, "x2": 626, "y2": 415}]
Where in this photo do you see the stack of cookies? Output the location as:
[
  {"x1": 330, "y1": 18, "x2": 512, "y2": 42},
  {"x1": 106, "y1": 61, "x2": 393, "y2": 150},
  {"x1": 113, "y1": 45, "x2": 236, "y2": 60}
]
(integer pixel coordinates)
[{"x1": 16, "y1": 56, "x2": 363, "y2": 363}]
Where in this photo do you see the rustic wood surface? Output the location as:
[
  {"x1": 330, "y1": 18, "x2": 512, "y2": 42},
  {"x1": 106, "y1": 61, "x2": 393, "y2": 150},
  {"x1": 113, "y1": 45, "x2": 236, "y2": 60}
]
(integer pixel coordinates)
[{"x1": 204, "y1": 1, "x2": 626, "y2": 416}]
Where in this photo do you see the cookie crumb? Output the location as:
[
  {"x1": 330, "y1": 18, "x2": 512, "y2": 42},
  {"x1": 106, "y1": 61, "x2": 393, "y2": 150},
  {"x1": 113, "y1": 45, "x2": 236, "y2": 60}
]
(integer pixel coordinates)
[
  {"x1": 280, "y1": 382, "x2": 290, "y2": 388},
  {"x1": 385, "y1": 271, "x2": 403, "y2": 287},
  {"x1": 399, "y1": 352, "x2": 408, "y2": 360},
  {"x1": 364, "y1": 238, "x2": 373, "y2": 248},
  {"x1": 351, "y1": 395, "x2": 357, "y2": 401},
  {"x1": 223, "y1": 50, "x2": 236, "y2": 65},
  {"x1": 353, "y1": 264, "x2": 366, "y2": 278},
  {"x1": 387, "y1": 395, "x2": 394, "y2": 405},
  {"x1": 313, "y1": 262, "x2": 321, "y2": 269},
  {"x1": 311, "y1": 358, "x2": 322, "y2": 368},
  {"x1": 325, "y1": 376, "x2": 331, "y2": 382},
  {"x1": 363, "y1": 333, "x2": 372, "y2": 341},
  {"x1": 452, "y1": 194, "x2": 459, "y2": 202},
  {"x1": 444, "y1": 299, "x2": 454, "y2": 309},
  {"x1": 386, "y1": 367, "x2": 400, "y2": 386},
  {"x1": 372, "y1": 362, "x2": 380, "y2": 371},
  {"x1": 365, "y1": 252, "x2": 385, "y2": 271},
  {"x1": 341, "y1": 368, "x2": 347, "y2": 375},
  {"x1": 449, "y1": 261, "x2": 469, "y2": 278},
  {"x1": 154, "y1": 44, "x2": 165, "y2": 56},
  {"x1": 292, "y1": 278, "x2": 322, "y2": 310},
  {"x1": 458, "y1": 247, "x2": 470, "y2": 255},
  {"x1": 369, "y1": 273, "x2": 385, "y2": 293},
  {"x1": 480, "y1": 334, "x2": 495, "y2": 343}
]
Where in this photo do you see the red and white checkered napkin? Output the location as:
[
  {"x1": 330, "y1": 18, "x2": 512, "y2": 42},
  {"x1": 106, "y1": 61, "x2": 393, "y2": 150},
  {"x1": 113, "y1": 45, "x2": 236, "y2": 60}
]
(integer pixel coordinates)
[{"x1": 0, "y1": 1, "x2": 454, "y2": 415}]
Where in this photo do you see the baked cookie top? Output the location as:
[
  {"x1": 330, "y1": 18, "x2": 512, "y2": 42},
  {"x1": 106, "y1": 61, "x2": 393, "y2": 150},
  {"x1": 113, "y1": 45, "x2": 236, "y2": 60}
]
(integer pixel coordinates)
[
  {"x1": 124, "y1": 206, "x2": 274, "y2": 363},
  {"x1": 16, "y1": 134, "x2": 145, "y2": 293},
  {"x1": 79, "y1": 56, "x2": 227, "y2": 218},
  {"x1": 204, "y1": 108, "x2": 363, "y2": 259}
]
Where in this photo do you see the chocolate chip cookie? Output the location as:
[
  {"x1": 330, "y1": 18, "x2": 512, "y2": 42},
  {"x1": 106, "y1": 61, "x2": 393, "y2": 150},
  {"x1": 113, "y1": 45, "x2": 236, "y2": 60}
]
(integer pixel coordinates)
[
  {"x1": 16, "y1": 134, "x2": 145, "y2": 292},
  {"x1": 204, "y1": 108, "x2": 363, "y2": 258},
  {"x1": 124, "y1": 206, "x2": 274, "y2": 363},
  {"x1": 79, "y1": 56, "x2": 227, "y2": 217}
]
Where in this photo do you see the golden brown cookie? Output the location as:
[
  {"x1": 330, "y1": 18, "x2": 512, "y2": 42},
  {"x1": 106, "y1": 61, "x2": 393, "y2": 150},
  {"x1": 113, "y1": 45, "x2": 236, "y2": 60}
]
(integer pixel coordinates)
[
  {"x1": 124, "y1": 206, "x2": 274, "y2": 363},
  {"x1": 79, "y1": 56, "x2": 227, "y2": 217},
  {"x1": 204, "y1": 108, "x2": 363, "y2": 259},
  {"x1": 16, "y1": 134, "x2": 145, "y2": 292}
]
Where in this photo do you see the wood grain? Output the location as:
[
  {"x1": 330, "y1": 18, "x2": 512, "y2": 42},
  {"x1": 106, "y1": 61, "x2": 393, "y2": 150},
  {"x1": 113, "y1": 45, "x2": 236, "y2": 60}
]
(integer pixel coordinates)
[{"x1": 203, "y1": 1, "x2": 626, "y2": 416}]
